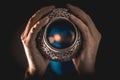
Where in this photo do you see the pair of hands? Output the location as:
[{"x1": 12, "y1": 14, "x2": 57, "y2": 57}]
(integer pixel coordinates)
[{"x1": 21, "y1": 4, "x2": 101, "y2": 77}]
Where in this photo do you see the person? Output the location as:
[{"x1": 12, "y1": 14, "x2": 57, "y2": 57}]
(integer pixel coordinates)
[{"x1": 20, "y1": 4, "x2": 101, "y2": 80}]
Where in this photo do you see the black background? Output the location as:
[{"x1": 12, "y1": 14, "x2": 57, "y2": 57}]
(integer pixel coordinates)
[{"x1": 1, "y1": 0, "x2": 119, "y2": 80}]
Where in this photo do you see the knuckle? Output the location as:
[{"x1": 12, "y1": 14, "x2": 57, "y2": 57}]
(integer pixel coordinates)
[
  {"x1": 29, "y1": 17, "x2": 34, "y2": 23},
  {"x1": 83, "y1": 26, "x2": 89, "y2": 33},
  {"x1": 26, "y1": 40, "x2": 31, "y2": 45},
  {"x1": 30, "y1": 31, "x2": 34, "y2": 35},
  {"x1": 86, "y1": 15, "x2": 92, "y2": 23},
  {"x1": 36, "y1": 21, "x2": 40, "y2": 25},
  {"x1": 24, "y1": 38, "x2": 33, "y2": 47},
  {"x1": 30, "y1": 25, "x2": 36, "y2": 33},
  {"x1": 94, "y1": 33, "x2": 102, "y2": 42},
  {"x1": 32, "y1": 27, "x2": 36, "y2": 32},
  {"x1": 20, "y1": 33, "x2": 25, "y2": 40},
  {"x1": 20, "y1": 34, "x2": 34, "y2": 47},
  {"x1": 31, "y1": 14, "x2": 36, "y2": 18}
]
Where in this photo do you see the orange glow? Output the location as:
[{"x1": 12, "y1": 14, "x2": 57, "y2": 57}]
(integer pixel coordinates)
[{"x1": 54, "y1": 34, "x2": 61, "y2": 42}]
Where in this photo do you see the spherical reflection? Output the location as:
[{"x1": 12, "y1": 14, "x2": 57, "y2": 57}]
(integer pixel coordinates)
[
  {"x1": 36, "y1": 8, "x2": 82, "y2": 61},
  {"x1": 49, "y1": 34, "x2": 62, "y2": 43},
  {"x1": 46, "y1": 18, "x2": 76, "y2": 49}
]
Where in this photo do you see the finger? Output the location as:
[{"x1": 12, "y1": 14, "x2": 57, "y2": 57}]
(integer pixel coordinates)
[
  {"x1": 67, "y1": 4, "x2": 92, "y2": 25},
  {"x1": 29, "y1": 5, "x2": 55, "y2": 25},
  {"x1": 23, "y1": 5, "x2": 55, "y2": 38},
  {"x1": 31, "y1": 50, "x2": 50, "y2": 75},
  {"x1": 69, "y1": 14, "x2": 92, "y2": 41},
  {"x1": 67, "y1": 4, "x2": 100, "y2": 36},
  {"x1": 27, "y1": 16, "x2": 49, "y2": 42}
]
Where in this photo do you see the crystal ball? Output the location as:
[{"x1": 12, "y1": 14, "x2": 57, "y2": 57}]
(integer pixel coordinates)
[
  {"x1": 46, "y1": 18, "x2": 76, "y2": 49},
  {"x1": 36, "y1": 8, "x2": 82, "y2": 61}
]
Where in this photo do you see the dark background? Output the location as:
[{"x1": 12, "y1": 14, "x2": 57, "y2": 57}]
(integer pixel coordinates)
[{"x1": 1, "y1": 0, "x2": 119, "y2": 80}]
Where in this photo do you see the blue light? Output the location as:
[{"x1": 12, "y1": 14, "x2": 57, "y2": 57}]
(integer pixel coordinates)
[{"x1": 50, "y1": 61, "x2": 63, "y2": 76}]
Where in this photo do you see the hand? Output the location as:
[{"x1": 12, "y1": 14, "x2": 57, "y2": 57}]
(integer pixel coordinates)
[
  {"x1": 20, "y1": 5, "x2": 55, "y2": 77},
  {"x1": 67, "y1": 4, "x2": 101, "y2": 74}
]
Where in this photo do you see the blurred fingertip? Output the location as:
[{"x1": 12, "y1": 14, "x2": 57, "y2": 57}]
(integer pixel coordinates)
[
  {"x1": 44, "y1": 16, "x2": 50, "y2": 23},
  {"x1": 69, "y1": 14, "x2": 76, "y2": 19},
  {"x1": 46, "y1": 16, "x2": 50, "y2": 20},
  {"x1": 36, "y1": 21, "x2": 40, "y2": 25},
  {"x1": 67, "y1": 4, "x2": 73, "y2": 8},
  {"x1": 49, "y1": 5, "x2": 55, "y2": 9}
]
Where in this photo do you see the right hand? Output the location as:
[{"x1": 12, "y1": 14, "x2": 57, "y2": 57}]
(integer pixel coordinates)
[{"x1": 67, "y1": 4, "x2": 102, "y2": 74}]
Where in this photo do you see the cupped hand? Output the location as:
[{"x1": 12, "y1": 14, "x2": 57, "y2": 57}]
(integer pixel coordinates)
[
  {"x1": 67, "y1": 4, "x2": 101, "y2": 74},
  {"x1": 20, "y1": 5, "x2": 55, "y2": 77}
]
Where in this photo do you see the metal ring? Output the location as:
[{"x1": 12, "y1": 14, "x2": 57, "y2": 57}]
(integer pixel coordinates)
[{"x1": 36, "y1": 8, "x2": 82, "y2": 61}]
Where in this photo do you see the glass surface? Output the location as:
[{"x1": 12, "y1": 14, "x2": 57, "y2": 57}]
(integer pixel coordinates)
[{"x1": 46, "y1": 19, "x2": 76, "y2": 49}]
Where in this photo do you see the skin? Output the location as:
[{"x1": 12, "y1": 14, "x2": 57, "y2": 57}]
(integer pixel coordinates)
[
  {"x1": 67, "y1": 4, "x2": 101, "y2": 74},
  {"x1": 21, "y1": 5, "x2": 55, "y2": 77},
  {"x1": 20, "y1": 4, "x2": 101, "y2": 79}
]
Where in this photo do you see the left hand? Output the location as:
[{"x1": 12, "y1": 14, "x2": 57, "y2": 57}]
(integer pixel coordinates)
[{"x1": 20, "y1": 5, "x2": 55, "y2": 78}]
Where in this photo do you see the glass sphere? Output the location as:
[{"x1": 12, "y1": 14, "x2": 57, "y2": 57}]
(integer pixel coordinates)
[
  {"x1": 36, "y1": 8, "x2": 82, "y2": 61},
  {"x1": 46, "y1": 18, "x2": 76, "y2": 49}
]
